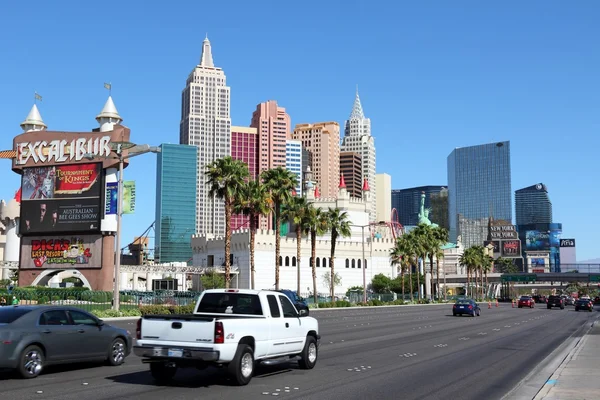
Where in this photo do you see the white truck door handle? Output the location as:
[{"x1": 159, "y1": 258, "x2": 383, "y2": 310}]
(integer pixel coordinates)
[{"x1": 285, "y1": 322, "x2": 289, "y2": 328}]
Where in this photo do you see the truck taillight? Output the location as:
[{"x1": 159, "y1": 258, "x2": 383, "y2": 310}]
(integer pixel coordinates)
[
  {"x1": 136, "y1": 318, "x2": 142, "y2": 340},
  {"x1": 214, "y1": 321, "x2": 224, "y2": 344}
]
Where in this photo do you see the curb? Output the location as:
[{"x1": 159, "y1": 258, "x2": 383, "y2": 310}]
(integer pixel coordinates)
[
  {"x1": 502, "y1": 318, "x2": 599, "y2": 400},
  {"x1": 100, "y1": 302, "x2": 451, "y2": 321},
  {"x1": 533, "y1": 319, "x2": 598, "y2": 400}
]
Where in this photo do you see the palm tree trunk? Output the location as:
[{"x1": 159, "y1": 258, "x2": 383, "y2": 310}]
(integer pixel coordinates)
[
  {"x1": 409, "y1": 265, "x2": 414, "y2": 302},
  {"x1": 466, "y1": 268, "x2": 470, "y2": 297},
  {"x1": 224, "y1": 202, "x2": 232, "y2": 289},
  {"x1": 480, "y1": 267, "x2": 484, "y2": 300},
  {"x1": 429, "y1": 256, "x2": 435, "y2": 301},
  {"x1": 436, "y1": 257, "x2": 441, "y2": 302},
  {"x1": 416, "y1": 256, "x2": 422, "y2": 301},
  {"x1": 311, "y1": 230, "x2": 317, "y2": 305},
  {"x1": 274, "y1": 202, "x2": 281, "y2": 290},
  {"x1": 485, "y1": 272, "x2": 489, "y2": 299},
  {"x1": 401, "y1": 266, "x2": 406, "y2": 302},
  {"x1": 249, "y1": 214, "x2": 256, "y2": 290},
  {"x1": 296, "y1": 225, "x2": 302, "y2": 297},
  {"x1": 330, "y1": 232, "x2": 337, "y2": 301}
]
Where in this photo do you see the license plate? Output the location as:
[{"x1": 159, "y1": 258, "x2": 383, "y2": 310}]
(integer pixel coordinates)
[
  {"x1": 168, "y1": 348, "x2": 183, "y2": 357},
  {"x1": 460, "y1": 306, "x2": 464, "y2": 309}
]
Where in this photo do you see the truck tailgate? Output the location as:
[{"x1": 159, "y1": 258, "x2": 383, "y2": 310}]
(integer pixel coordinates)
[{"x1": 141, "y1": 314, "x2": 215, "y2": 344}]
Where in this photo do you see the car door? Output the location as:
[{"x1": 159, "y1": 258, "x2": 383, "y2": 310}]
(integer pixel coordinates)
[
  {"x1": 266, "y1": 294, "x2": 287, "y2": 356},
  {"x1": 278, "y1": 295, "x2": 305, "y2": 353},
  {"x1": 38, "y1": 310, "x2": 79, "y2": 361},
  {"x1": 68, "y1": 310, "x2": 107, "y2": 358}
]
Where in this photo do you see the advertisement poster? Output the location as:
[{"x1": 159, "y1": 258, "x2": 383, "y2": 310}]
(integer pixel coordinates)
[
  {"x1": 105, "y1": 182, "x2": 118, "y2": 215},
  {"x1": 531, "y1": 258, "x2": 545, "y2": 273},
  {"x1": 20, "y1": 235, "x2": 102, "y2": 269},
  {"x1": 525, "y1": 230, "x2": 550, "y2": 251},
  {"x1": 19, "y1": 163, "x2": 103, "y2": 235},
  {"x1": 501, "y1": 240, "x2": 522, "y2": 258},
  {"x1": 122, "y1": 181, "x2": 136, "y2": 214}
]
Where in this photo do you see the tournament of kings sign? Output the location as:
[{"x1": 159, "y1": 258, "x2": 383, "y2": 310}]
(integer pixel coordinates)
[{"x1": 15, "y1": 136, "x2": 112, "y2": 165}]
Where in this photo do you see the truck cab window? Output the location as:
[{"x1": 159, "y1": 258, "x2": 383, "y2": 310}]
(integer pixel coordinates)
[
  {"x1": 267, "y1": 295, "x2": 281, "y2": 318},
  {"x1": 279, "y1": 295, "x2": 299, "y2": 318}
]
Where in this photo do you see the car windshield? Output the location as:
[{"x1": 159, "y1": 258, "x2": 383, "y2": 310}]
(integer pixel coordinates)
[
  {"x1": 0, "y1": 308, "x2": 33, "y2": 324},
  {"x1": 520, "y1": 296, "x2": 531, "y2": 300},
  {"x1": 196, "y1": 293, "x2": 263, "y2": 315},
  {"x1": 455, "y1": 300, "x2": 473, "y2": 305}
]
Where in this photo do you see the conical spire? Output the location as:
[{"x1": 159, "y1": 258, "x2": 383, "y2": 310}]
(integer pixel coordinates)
[
  {"x1": 96, "y1": 96, "x2": 122, "y2": 121},
  {"x1": 339, "y1": 173, "x2": 346, "y2": 188},
  {"x1": 200, "y1": 35, "x2": 214, "y2": 67},
  {"x1": 20, "y1": 104, "x2": 47, "y2": 132},
  {"x1": 349, "y1": 85, "x2": 364, "y2": 119}
]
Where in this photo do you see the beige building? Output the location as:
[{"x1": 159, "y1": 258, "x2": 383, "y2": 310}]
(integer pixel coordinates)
[
  {"x1": 250, "y1": 100, "x2": 291, "y2": 172},
  {"x1": 375, "y1": 173, "x2": 392, "y2": 222},
  {"x1": 291, "y1": 122, "x2": 340, "y2": 198}
]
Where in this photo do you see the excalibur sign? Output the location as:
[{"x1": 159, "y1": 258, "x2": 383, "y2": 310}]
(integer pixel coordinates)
[{"x1": 15, "y1": 136, "x2": 112, "y2": 165}]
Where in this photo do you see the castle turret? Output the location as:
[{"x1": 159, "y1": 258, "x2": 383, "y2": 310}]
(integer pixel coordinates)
[
  {"x1": 362, "y1": 178, "x2": 371, "y2": 211},
  {"x1": 338, "y1": 173, "x2": 349, "y2": 201},
  {"x1": 20, "y1": 104, "x2": 47, "y2": 132}
]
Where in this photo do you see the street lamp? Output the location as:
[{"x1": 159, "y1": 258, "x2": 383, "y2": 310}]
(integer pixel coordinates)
[
  {"x1": 350, "y1": 222, "x2": 387, "y2": 303},
  {"x1": 86, "y1": 142, "x2": 161, "y2": 311}
]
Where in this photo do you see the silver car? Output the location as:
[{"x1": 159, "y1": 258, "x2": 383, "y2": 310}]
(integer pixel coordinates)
[{"x1": 0, "y1": 305, "x2": 132, "y2": 378}]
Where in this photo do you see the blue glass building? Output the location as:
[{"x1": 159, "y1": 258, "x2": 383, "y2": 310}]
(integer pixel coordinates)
[
  {"x1": 448, "y1": 141, "x2": 512, "y2": 248},
  {"x1": 391, "y1": 185, "x2": 445, "y2": 227},
  {"x1": 155, "y1": 144, "x2": 198, "y2": 264},
  {"x1": 515, "y1": 183, "x2": 552, "y2": 226}
]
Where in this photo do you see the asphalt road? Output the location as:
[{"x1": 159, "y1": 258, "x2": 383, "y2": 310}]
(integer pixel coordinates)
[{"x1": 1, "y1": 303, "x2": 598, "y2": 400}]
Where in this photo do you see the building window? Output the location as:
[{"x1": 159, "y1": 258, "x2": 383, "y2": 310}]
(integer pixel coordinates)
[
  {"x1": 345, "y1": 259, "x2": 350, "y2": 268},
  {"x1": 292, "y1": 257, "x2": 296, "y2": 267},
  {"x1": 351, "y1": 259, "x2": 355, "y2": 268},
  {"x1": 322, "y1": 257, "x2": 327, "y2": 268},
  {"x1": 316, "y1": 258, "x2": 320, "y2": 268},
  {"x1": 279, "y1": 256, "x2": 283, "y2": 266},
  {"x1": 285, "y1": 256, "x2": 290, "y2": 266}
]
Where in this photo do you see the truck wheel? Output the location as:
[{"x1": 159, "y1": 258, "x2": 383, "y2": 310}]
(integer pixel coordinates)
[
  {"x1": 150, "y1": 362, "x2": 177, "y2": 384},
  {"x1": 298, "y1": 336, "x2": 318, "y2": 369},
  {"x1": 228, "y1": 344, "x2": 254, "y2": 386}
]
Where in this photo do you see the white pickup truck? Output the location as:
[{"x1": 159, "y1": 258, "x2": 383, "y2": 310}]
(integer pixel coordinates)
[{"x1": 133, "y1": 289, "x2": 320, "y2": 385}]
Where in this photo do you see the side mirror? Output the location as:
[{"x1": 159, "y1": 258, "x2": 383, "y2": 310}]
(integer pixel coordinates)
[
  {"x1": 97, "y1": 320, "x2": 105, "y2": 326},
  {"x1": 299, "y1": 309, "x2": 309, "y2": 317}
]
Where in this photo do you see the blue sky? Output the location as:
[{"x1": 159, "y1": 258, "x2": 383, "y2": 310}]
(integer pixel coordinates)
[{"x1": 1, "y1": 1, "x2": 599, "y2": 262}]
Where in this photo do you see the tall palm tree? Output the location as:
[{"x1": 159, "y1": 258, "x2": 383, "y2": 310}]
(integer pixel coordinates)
[
  {"x1": 402, "y1": 231, "x2": 418, "y2": 301},
  {"x1": 325, "y1": 208, "x2": 352, "y2": 300},
  {"x1": 282, "y1": 196, "x2": 311, "y2": 296},
  {"x1": 205, "y1": 157, "x2": 249, "y2": 288},
  {"x1": 390, "y1": 235, "x2": 413, "y2": 302},
  {"x1": 304, "y1": 206, "x2": 328, "y2": 304},
  {"x1": 412, "y1": 225, "x2": 432, "y2": 301},
  {"x1": 482, "y1": 255, "x2": 493, "y2": 299},
  {"x1": 261, "y1": 167, "x2": 299, "y2": 290},
  {"x1": 460, "y1": 247, "x2": 478, "y2": 298},
  {"x1": 432, "y1": 226, "x2": 449, "y2": 300},
  {"x1": 415, "y1": 224, "x2": 436, "y2": 300},
  {"x1": 235, "y1": 179, "x2": 271, "y2": 289},
  {"x1": 471, "y1": 245, "x2": 485, "y2": 299}
]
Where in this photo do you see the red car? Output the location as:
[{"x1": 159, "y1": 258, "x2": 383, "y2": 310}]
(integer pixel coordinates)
[{"x1": 518, "y1": 296, "x2": 535, "y2": 308}]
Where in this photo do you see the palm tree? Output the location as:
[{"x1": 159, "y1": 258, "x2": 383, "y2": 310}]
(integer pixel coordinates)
[
  {"x1": 460, "y1": 247, "x2": 478, "y2": 298},
  {"x1": 402, "y1": 231, "x2": 418, "y2": 302},
  {"x1": 471, "y1": 245, "x2": 486, "y2": 299},
  {"x1": 304, "y1": 206, "x2": 328, "y2": 304},
  {"x1": 261, "y1": 167, "x2": 299, "y2": 290},
  {"x1": 482, "y1": 254, "x2": 493, "y2": 299},
  {"x1": 205, "y1": 157, "x2": 249, "y2": 288},
  {"x1": 282, "y1": 196, "x2": 311, "y2": 296},
  {"x1": 390, "y1": 235, "x2": 413, "y2": 302},
  {"x1": 325, "y1": 208, "x2": 352, "y2": 300},
  {"x1": 235, "y1": 179, "x2": 271, "y2": 289},
  {"x1": 415, "y1": 224, "x2": 436, "y2": 300},
  {"x1": 412, "y1": 225, "x2": 432, "y2": 301},
  {"x1": 432, "y1": 226, "x2": 449, "y2": 300}
]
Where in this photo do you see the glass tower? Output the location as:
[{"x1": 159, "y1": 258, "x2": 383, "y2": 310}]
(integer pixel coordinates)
[
  {"x1": 448, "y1": 141, "x2": 512, "y2": 248},
  {"x1": 155, "y1": 143, "x2": 198, "y2": 264},
  {"x1": 391, "y1": 185, "x2": 445, "y2": 227},
  {"x1": 515, "y1": 183, "x2": 552, "y2": 226}
]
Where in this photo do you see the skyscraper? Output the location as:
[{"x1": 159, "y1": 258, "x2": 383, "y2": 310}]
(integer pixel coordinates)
[
  {"x1": 291, "y1": 122, "x2": 340, "y2": 198},
  {"x1": 340, "y1": 88, "x2": 376, "y2": 221},
  {"x1": 515, "y1": 183, "x2": 552, "y2": 225},
  {"x1": 179, "y1": 36, "x2": 231, "y2": 236},
  {"x1": 231, "y1": 126, "x2": 259, "y2": 230},
  {"x1": 286, "y1": 140, "x2": 302, "y2": 196},
  {"x1": 391, "y1": 186, "x2": 446, "y2": 227},
  {"x1": 340, "y1": 152, "x2": 362, "y2": 198},
  {"x1": 155, "y1": 144, "x2": 198, "y2": 263},
  {"x1": 250, "y1": 100, "x2": 291, "y2": 172},
  {"x1": 448, "y1": 141, "x2": 512, "y2": 248}
]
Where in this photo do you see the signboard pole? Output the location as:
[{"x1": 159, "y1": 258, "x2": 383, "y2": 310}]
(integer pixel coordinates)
[{"x1": 113, "y1": 154, "x2": 123, "y2": 311}]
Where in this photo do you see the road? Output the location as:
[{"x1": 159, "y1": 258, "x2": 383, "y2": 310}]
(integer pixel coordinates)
[{"x1": 1, "y1": 303, "x2": 598, "y2": 400}]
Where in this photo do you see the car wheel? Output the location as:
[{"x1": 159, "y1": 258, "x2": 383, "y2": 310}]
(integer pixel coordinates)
[
  {"x1": 477, "y1": 310, "x2": 481, "y2": 316},
  {"x1": 228, "y1": 344, "x2": 254, "y2": 386},
  {"x1": 150, "y1": 362, "x2": 177, "y2": 384},
  {"x1": 18, "y1": 345, "x2": 44, "y2": 379},
  {"x1": 547, "y1": 306, "x2": 551, "y2": 309},
  {"x1": 453, "y1": 313, "x2": 457, "y2": 316},
  {"x1": 560, "y1": 306, "x2": 564, "y2": 310},
  {"x1": 298, "y1": 335, "x2": 318, "y2": 369},
  {"x1": 107, "y1": 338, "x2": 127, "y2": 366}
]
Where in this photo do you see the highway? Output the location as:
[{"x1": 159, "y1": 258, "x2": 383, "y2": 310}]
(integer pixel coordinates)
[{"x1": 1, "y1": 303, "x2": 597, "y2": 400}]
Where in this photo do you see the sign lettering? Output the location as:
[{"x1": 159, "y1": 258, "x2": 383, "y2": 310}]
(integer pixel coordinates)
[
  {"x1": 560, "y1": 239, "x2": 575, "y2": 247},
  {"x1": 15, "y1": 136, "x2": 111, "y2": 165}
]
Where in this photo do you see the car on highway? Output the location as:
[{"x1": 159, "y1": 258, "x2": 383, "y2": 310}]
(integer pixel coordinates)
[
  {"x1": 452, "y1": 299, "x2": 481, "y2": 317},
  {"x1": 574, "y1": 299, "x2": 594, "y2": 312},
  {"x1": 546, "y1": 295, "x2": 565, "y2": 310},
  {"x1": 275, "y1": 289, "x2": 309, "y2": 315},
  {"x1": 0, "y1": 305, "x2": 132, "y2": 378},
  {"x1": 532, "y1": 295, "x2": 547, "y2": 304},
  {"x1": 518, "y1": 296, "x2": 535, "y2": 308},
  {"x1": 134, "y1": 289, "x2": 320, "y2": 386}
]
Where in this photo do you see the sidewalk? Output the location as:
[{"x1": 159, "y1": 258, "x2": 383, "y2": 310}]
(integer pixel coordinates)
[{"x1": 533, "y1": 319, "x2": 600, "y2": 400}]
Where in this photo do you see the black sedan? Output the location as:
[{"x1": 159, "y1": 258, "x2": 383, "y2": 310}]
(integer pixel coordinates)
[
  {"x1": 452, "y1": 299, "x2": 481, "y2": 317},
  {"x1": 574, "y1": 299, "x2": 594, "y2": 312},
  {"x1": 0, "y1": 305, "x2": 132, "y2": 378}
]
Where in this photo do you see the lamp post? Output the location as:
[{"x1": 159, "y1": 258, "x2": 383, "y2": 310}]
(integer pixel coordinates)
[
  {"x1": 350, "y1": 222, "x2": 387, "y2": 303},
  {"x1": 86, "y1": 143, "x2": 160, "y2": 311}
]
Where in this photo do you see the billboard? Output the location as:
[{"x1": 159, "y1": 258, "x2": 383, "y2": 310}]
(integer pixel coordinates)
[
  {"x1": 531, "y1": 258, "x2": 545, "y2": 273},
  {"x1": 489, "y1": 224, "x2": 518, "y2": 240},
  {"x1": 20, "y1": 235, "x2": 102, "y2": 269},
  {"x1": 501, "y1": 240, "x2": 522, "y2": 258},
  {"x1": 20, "y1": 163, "x2": 103, "y2": 235},
  {"x1": 525, "y1": 230, "x2": 550, "y2": 251},
  {"x1": 560, "y1": 239, "x2": 576, "y2": 247}
]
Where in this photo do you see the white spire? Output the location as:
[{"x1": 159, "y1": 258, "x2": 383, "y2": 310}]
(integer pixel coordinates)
[
  {"x1": 96, "y1": 96, "x2": 122, "y2": 132},
  {"x1": 349, "y1": 85, "x2": 364, "y2": 119},
  {"x1": 200, "y1": 35, "x2": 214, "y2": 67},
  {"x1": 20, "y1": 104, "x2": 47, "y2": 132}
]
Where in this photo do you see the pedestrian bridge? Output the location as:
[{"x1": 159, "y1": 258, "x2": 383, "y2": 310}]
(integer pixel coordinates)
[{"x1": 443, "y1": 272, "x2": 600, "y2": 284}]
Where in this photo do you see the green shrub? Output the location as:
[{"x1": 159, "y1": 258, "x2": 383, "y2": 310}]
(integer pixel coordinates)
[
  {"x1": 51, "y1": 296, "x2": 60, "y2": 302},
  {"x1": 38, "y1": 296, "x2": 49, "y2": 305},
  {"x1": 139, "y1": 305, "x2": 171, "y2": 316}
]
